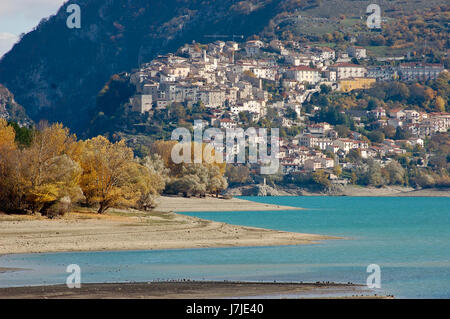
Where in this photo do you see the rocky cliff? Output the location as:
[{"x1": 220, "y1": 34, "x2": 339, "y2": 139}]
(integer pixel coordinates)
[
  {"x1": 0, "y1": 84, "x2": 32, "y2": 126},
  {"x1": 0, "y1": 0, "x2": 292, "y2": 135}
]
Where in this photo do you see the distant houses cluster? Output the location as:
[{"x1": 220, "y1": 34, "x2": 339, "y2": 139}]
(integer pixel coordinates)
[
  {"x1": 123, "y1": 38, "x2": 448, "y2": 177},
  {"x1": 127, "y1": 39, "x2": 446, "y2": 117}
]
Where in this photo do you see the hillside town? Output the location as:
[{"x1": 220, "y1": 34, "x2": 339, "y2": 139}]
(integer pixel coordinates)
[{"x1": 125, "y1": 38, "x2": 448, "y2": 179}]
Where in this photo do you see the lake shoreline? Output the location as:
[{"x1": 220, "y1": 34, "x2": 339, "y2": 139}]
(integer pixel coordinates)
[
  {"x1": 225, "y1": 185, "x2": 450, "y2": 197},
  {"x1": 0, "y1": 281, "x2": 389, "y2": 299},
  {"x1": 155, "y1": 195, "x2": 303, "y2": 212},
  {"x1": 0, "y1": 196, "x2": 335, "y2": 255},
  {"x1": 0, "y1": 267, "x2": 25, "y2": 273},
  {"x1": 2, "y1": 197, "x2": 448, "y2": 298}
]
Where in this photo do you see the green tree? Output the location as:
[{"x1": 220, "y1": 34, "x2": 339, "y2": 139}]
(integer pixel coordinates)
[
  {"x1": 368, "y1": 131, "x2": 385, "y2": 144},
  {"x1": 367, "y1": 160, "x2": 385, "y2": 187},
  {"x1": 313, "y1": 170, "x2": 331, "y2": 189},
  {"x1": 207, "y1": 165, "x2": 228, "y2": 197},
  {"x1": 333, "y1": 165, "x2": 342, "y2": 177},
  {"x1": 335, "y1": 125, "x2": 350, "y2": 138},
  {"x1": 385, "y1": 161, "x2": 405, "y2": 185},
  {"x1": 226, "y1": 165, "x2": 251, "y2": 185},
  {"x1": 394, "y1": 127, "x2": 411, "y2": 140},
  {"x1": 320, "y1": 84, "x2": 332, "y2": 94},
  {"x1": 8, "y1": 122, "x2": 33, "y2": 147}
]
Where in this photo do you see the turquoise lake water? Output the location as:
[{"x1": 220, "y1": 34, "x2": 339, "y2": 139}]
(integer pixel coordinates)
[{"x1": 0, "y1": 196, "x2": 449, "y2": 298}]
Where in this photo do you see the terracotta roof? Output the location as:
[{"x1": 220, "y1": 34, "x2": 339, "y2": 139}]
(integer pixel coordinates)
[{"x1": 389, "y1": 108, "x2": 404, "y2": 113}]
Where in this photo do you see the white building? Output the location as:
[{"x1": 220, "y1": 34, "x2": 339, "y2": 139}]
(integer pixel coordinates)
[
  {"x1": 199, "y1": 89, "x2": 226, "y2": 108},
  {"x1": 230, "y1": 100, "x2": 264, "y2": 115},
  {"x1": 251, "y1": 67, "x2": 277, "y2": 81},
  {"x1": 329, "y1": 63, "x2": 367, "y2": 80},
  {"x1": 347, "y1": 46, "x2": 367, "y2": 59},
  {"x1": 398, "y1": 63, "x2": 445, "y2": 81},
  {"x1": 367, "y1": 66, "x2": 397, "y2": 81},
  {"x1": 130, "y1": 95, "x2": 153, "y2": 113},
  {"x1": 219, "y1": 118, "x2": 238, "y2": 129},
  {"x1": 313, "y1": 47, "x2": 336, "y2": 61},
  {"x1": 285, "y1": 66, "x2": 321, "y2": 84},
  {"x1": 245, "y1": 40, "x2": 264, "y2": 57}
]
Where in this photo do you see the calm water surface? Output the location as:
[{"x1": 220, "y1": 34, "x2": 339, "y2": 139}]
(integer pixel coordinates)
[{"x1": 1, "y1": 196, "x2": 449, "y2": 298}]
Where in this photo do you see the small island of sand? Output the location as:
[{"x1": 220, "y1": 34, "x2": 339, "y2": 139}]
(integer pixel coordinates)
[{"x1": 0, "y1": 196, "x2": 336, "y2": 255}]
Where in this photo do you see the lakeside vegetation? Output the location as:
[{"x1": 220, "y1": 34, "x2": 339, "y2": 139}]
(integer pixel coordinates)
[{"x1": 0, "y1": 119, "x2": 227, "y2": 217}]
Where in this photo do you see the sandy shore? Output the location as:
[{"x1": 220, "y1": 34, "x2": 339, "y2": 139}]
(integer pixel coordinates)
[
  {"x1": 0, "y1": 197, "x2": 334, "y2": 255},
  {"x1": 156, "y1": 196, "x2": 302, "y2": 212},
  {"x1": 0, "y1": 267, "x2": 23, "y2": 273},
  {"x1": 0, "y1": 281, "x2": 387, "y2": 299}
]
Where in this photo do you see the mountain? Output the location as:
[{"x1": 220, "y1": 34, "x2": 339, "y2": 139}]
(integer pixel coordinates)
[
  {"x1": 0, "y1": 84, "x2": 32, "y2": 126},
  {"x1": 0, "y1": 0, "x2": 446, "y2": 136},
  {"x1": 0, "y1": 0, "x2": 297, "y2": 135}
]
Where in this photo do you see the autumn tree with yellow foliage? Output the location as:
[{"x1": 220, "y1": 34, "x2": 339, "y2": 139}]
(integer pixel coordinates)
[
  {"x1": 0, "y1": 121, "x2": 83, "y2": 215},
  {"x1": 77, "y1": 136, "x2": 144, "y2": 214},
  {"x1": 1, "y1": 121, "x2": 230, "y2": 216},
  {"x1": 149, "y1": 140, "x2": 183, "y2": 176},
  {"x1": 21, "y1": 123, "x2": 83, "y2": 214},
  {"x1": 154, "y1": 141, "x2": 228, "y2": 197},
  {"x1": 0, "y1": 119, "x2": 16, "y2": 153},
  {"x1": 135, "y1": 154, "x2": 169, "y2": 210},
  {"x1": 0, "y1": 119, "x2": 22, "y2": 211},
  {"x1": 434, "y1": 96, "x2": 446, "y2": 112}
]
